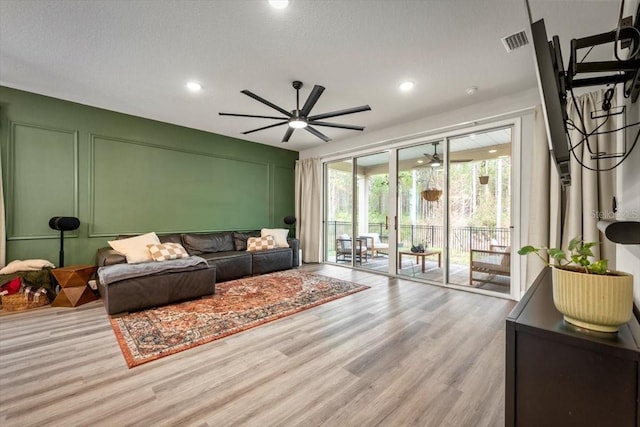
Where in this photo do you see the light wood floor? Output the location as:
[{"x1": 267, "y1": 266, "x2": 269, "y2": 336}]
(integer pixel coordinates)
[{"x1": 0, "y1": 264, "x2": 515, "y2": 427}]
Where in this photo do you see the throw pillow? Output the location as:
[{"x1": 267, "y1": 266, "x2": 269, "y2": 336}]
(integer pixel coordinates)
[
  {"x1": 0, "y1": 259, "x2": 56, "y2": 274},
  {"x1": 0, "y1": 277, "x2": 22, "y2": 295},
  {"x1": 261, "y1": 228, "x2": 289, "y2": 248},
  {"x1": 232, "y1": 230, "x2": 261, "y2": 251},
  {"x1": 146, "y1": 243, "x2": 190, "y2": 261},
  {"x1": 247, "y1": 236, "x2": 276, "y2": 252},
  {"x1": 108, "y1": 232, "x2": 160, "y2": 264}
]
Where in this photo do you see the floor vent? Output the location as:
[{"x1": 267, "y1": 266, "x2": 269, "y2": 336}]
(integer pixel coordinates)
[{"x1": 501, "y1": 30, "x2": 529, "y2": 52}]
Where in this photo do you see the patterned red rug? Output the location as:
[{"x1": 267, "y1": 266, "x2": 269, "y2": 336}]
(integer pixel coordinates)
[{"x1": 110, "y1": 269, "x2": 369, "y2": 368}]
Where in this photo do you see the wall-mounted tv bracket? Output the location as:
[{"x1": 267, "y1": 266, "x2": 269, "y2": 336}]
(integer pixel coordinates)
[{"x1": 566, "y1": 27, "x2": 640, "y2": 100}]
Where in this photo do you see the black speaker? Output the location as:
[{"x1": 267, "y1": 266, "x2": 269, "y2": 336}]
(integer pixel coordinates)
[
  {"x1": 49, "y1": 216, "x2": 80, "y2": 231},
  {"x1": 48, "y1": 216, "x2": 80, "y2": 267}
]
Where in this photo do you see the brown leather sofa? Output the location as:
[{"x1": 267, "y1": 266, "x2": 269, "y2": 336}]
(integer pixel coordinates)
[{"x1": 96, "y1": 230, "x2": 299, "y2": 315}]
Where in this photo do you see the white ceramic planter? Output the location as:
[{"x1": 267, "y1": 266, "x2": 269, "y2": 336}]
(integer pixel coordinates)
[{"x1": 552, "y1": 267, "x2": 634, "y2": 333}]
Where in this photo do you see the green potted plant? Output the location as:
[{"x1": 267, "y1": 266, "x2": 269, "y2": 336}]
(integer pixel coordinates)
[{"x1": 518, "y1": 236, "x2": 633, "y2": 333}]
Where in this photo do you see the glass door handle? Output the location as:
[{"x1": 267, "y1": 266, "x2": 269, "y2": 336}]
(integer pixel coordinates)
[{"x1": 385, "y1": 216, "x2": 389, "y2": 230}]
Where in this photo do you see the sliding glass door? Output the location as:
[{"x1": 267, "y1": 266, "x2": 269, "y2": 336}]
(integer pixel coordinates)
[
  {"x1": 324, "y1": 160, "x2": 353, "y2": 264},
  {"x1": 324, "y1": 154, "x2": 391, "y2": 269},
  {"x1": 396, "y1": 141, "x2": 444, "y2": 281},
  {"x1": 354, "y1": 152, "x2": 390, "y2": 273},
  {"x1": 323, "y1": 124, "x2": 514, "y2": 297},
  {"x1": 448, "y1": 129, "x2": 512, "y2": 293}
]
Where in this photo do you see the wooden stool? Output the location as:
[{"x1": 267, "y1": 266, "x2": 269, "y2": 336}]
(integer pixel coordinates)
[{"x1": 51, "y1": 265, "x2": 98, "y2": 307}]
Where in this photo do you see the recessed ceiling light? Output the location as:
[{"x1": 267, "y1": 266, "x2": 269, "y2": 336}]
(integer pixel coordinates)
[
  {"x1": 186, "y1": 81, "x2": 202, "y2": 92},
  {"x1": 417, "y1": 159, "x2": 424, "y2": 164},
  {"x1": 466, "y1": 86, "x2": 478, "y2": 95},
  {"x1": 488, "y1": 149, "x2": 497, "y2": 153},
  {"x1": 399, "y1": 81, "x2": 415, "y2": 92},
  {"x1": 268, "y1": 0, "x2": 289, "y2": 9}
]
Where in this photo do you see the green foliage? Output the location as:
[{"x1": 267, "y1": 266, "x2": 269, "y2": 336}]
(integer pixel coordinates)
[
  {"x1": 326, "y1": 153, "x2": 512, "y2": 240},
  {"x1": 518, "y1": 236, "x2": 609, "y2": 275}
]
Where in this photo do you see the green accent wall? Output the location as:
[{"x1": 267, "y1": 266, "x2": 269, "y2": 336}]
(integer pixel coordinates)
[{"x1": 0, "y1": 86, "x2": 298, "y2": 265}]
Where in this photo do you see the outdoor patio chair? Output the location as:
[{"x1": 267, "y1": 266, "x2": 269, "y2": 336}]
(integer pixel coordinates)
[
  {"x1": 336, "y1": 234, "x2": 368, "y2": 264},
  {"x1": 469, "y1": 244, "x2": 511, "y2": 287},
  {"x1": 358, "y1": 232, "x2": 389, "y2": 257}
]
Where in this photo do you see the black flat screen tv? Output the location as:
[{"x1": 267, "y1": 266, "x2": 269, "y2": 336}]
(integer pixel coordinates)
[{"x1": 530, "y1": 18, "x2": 571, "y2": 187}]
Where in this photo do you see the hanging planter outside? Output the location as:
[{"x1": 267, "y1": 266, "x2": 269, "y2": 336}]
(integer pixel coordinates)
[
  {"x1": 421, "y1": 188, "x2": 442, "y2": 202},
  {"x1": 420, "y1": 167, "x2": 442, "y2": 201},
  {"x1": 479, "y1": 160, "x2": 489, "y2": 185}
]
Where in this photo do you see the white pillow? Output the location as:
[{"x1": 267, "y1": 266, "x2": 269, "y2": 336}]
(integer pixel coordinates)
[
  {"x1": 108, "y1": 232, "x2": 160, "y2": 264},
  {"x1": 0, "y1": 259, "x2": 55, "y2": 274},
  {"x1": 261, "y1": 228, "x2": 289, "y2": 248}
]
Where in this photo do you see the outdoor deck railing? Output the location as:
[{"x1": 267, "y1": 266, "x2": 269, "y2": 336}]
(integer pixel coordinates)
[{"x1": 326, "y1": 221, "x2": 511, "y2": 253}]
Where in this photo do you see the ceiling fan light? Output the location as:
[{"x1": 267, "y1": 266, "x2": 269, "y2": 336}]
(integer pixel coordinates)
[
  {"x1": 430, "y1": 160, "x2": 441, "y2": 168},
  {"x1": 289, "y1": 119, "x2": 307, "y2": 129}
]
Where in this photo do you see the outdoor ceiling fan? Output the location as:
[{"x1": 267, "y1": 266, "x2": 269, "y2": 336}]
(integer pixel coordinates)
[
  {"x1": 219, "y1": 81, "x2": 371, "y2": 143},
  {"x1": 423, "y1": 142, "x2": 472, "y2": 167}
]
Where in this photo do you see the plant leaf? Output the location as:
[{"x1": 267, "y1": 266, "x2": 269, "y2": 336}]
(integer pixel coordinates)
[
  {"x1": 578, "y1": 246, "x2": 595, "y2": 258},
  {"x1": 568, "y1": 236, "x2": 582, "y2": 251},
  {"x1": 590, "y1": 259, "x2": 608, "y2": 274},
  {"x1": 548, "y1": 248, "x2": 565, "y2": 261},
  {"x1": 517, "y1": 246, "x2": 537, "y2": 255}
]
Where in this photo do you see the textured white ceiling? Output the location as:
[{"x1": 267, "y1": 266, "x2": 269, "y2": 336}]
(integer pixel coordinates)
[{"x1": 0, "y1": 0, "x2": 623, "y2": 152}]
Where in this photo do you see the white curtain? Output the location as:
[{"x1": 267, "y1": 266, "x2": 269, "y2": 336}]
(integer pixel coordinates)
[
  {"x1": 295, "y1": 158, "x2": 322, "y2": 263},
  {"x1": 525, "y1": 105, "x2": 562, "y2": 287},
  {"x1": 525, "y1": 90, "x2": 617, "y2": 287},
  {"x1": 564, "y1": 89, "x2": 616, "y2": 264},
  {"x1": 0, "y1": 146, "x2": 5, "y2": 268}
]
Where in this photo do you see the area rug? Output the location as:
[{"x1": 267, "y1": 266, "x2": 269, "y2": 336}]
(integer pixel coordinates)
[{"x1": 110, "y1": 269, "x2": 369, "y2": 368}]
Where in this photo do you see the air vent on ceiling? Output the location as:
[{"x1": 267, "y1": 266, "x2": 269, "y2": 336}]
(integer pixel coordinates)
[{"x1": 501, "y1": 30, "x2": 529, "y2": 52}]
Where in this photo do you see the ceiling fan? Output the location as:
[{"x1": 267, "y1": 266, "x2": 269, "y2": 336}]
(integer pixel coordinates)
[
  {"x1": 422, "y1": 142, "x2": 472, "y2": 167},
  {"x1": 219, "y1": 81, "x2": 371, "y2": 143}
]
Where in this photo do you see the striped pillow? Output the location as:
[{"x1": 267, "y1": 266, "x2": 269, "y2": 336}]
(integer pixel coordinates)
[
  {"x1": 146, "y1": 243, "x2": 189, "y2": 261},
  {"x1": 247, "y1": 236, "x2": 276, "y2": 252}
]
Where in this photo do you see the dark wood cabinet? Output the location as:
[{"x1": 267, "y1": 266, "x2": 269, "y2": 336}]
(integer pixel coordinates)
[{"x1": 506, "y1": 267, "x2": 640, "y2": 427}]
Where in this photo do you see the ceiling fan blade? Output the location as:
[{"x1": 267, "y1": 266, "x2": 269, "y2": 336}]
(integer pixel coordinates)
[
  {"x1": 305, "y1": 125, "x2": 331, "y2": 142},
  {"x1": 309, "y1": 121, "x2": 365, "y2": 131},
  {"x1": 282, "y1": 127, "x2": 295, "y2": 143},
  {"x1": 241, "y1": 90, "x2": 292, "y2": 117},
  {"x1": 308, "y1": 105, "x2": 371, "y2": 121},
  {"x1": 451, "y1": 159, "x2": 473, "y2": 163},
  {"x1": 242, "y1": 121, "x2": 288, "y2": 135},
  {"x1": 219, "y1": 112, "x2": 287, "y2": 120},
  {"x1": 300, "y1": 85, "x2": 325, "y2": 116}
]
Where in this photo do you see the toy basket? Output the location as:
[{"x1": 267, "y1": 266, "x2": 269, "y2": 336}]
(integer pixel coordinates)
[{"x1": 1, "y1": 287, "x2": 50, "y2": 312}]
